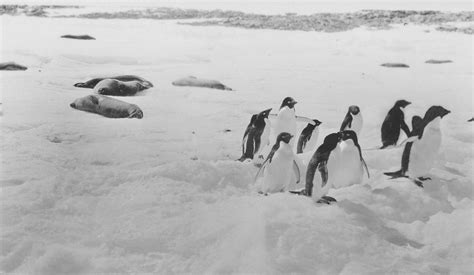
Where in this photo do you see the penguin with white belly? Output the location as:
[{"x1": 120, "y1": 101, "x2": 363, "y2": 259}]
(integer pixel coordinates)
[
  {"x1": 239, "y1": 108, "x2": 272, "y2": 162},
  {"x1": 256, "y1": 132, "x2": 301, "y2": 194},
  {"x1": 301, "y1": 130, "x2": 369, "y2": 204},
  {"x1": 297, "y1": 119, "x2": 322, "y2": 154},
  {"x1": 340, "y1": 105, "x2": 363, "y2": 135},
  {"x1": 384, "y1": 105, "x2": 450, "y2": 187},
  {"x1": 271, "y1": 97, "x2": 298, "y2": 146},
  {"x1": 270, "y1": 97, "x2": 315, "y2": 148}
]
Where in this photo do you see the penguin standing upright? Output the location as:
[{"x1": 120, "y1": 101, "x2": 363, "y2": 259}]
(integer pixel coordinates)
[
  {"x1": 257, "y1": 132, "x2": 300, "y2": 194},
  {"x1": 271, "y1": 97, "x2": 298, "y2": 146},
  {"x1": 297, "y1": 119, "x2": 322, "y2": 154},
  {"x1": 304, "y1": 130, "x2": 369, "y2": 204},
  {"x1": 340, "y1": 105, "x2": 363, "y2": 135},
  {"x1": 239, "y1": 108, "x2": 272, "y2": 161},
  {"x1": 270, "y1": 97, "x2": 315, "y2": 148},
  {"x1": 380, "y1": 100, "x2": 411, "y2": 149},
  {"x1": 384, "y1": 106, "x2": 450, "y2": 187}
]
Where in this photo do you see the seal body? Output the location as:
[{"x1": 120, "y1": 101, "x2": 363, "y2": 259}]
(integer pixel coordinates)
[
  {"x1": 0, "y1": 62, "x2": 27, "y2": 71},
  {"x1": 381, "y1": 100, "x2": 411, "y2": 148},
  {"x1": 61, "y1": 34, "x2": 95, "y2": 40},
  {"x1": 297, "y1": 119, "x2": 322, "y2": 154},
  {"x1": 74, "y1": 75, "x2": 153, "y2": 89},
  {"x1": 340, "y1": 105, "x2": 363, "y2": 136},
  {"x1": 172, "y1": 76, "x2": 232, "y2": 90},
  {"x1": 94, "y1": 79, "x2": 146, "y2": 96},
  {"x1": 70, "y1": 94, "x2": 143, "y2": 119},
  {"x1": 240, "y1": 108, "x2": 272, "y2": 161}
]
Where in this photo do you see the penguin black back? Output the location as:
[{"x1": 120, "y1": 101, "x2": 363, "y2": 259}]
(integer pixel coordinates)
[
  {"x1": 239, "y1": 108, "x2": 272, "y2": 161},
  {"x1": 305, "y1": 132, "x2": 341, "y2": 196},
  {"x1": 340, "y1": 105, "x2": 360, "y2": 132},
  {"x1": 296, "y1": 119, "x2": 322, "y2": 154},
  {"x1": 380, "y1": 99, "x2": 411, "y2": 149}
]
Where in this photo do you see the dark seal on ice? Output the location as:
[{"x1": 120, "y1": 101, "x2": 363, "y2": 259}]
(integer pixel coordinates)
[
  {"x1": 381, "y1": 63, "x2": 410, "y2": 68},
  {"x1": 74, "y1": 75, "x2": 153, "y2": 89},
  {"x1": 61, "y1": 34, "x2": 96, "y2": 40},
  {"x1": 94, "y1": 79, "x2": 148, "y2": 96},
  {"x1": 425, "y1": 59, "x2": 453, "y2": 64},
  {"x1": 0, "y1": 62, "x2": 27, "y2": 71}
]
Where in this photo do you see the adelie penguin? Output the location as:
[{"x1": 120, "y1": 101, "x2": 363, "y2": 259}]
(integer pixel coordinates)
[
  {"x1": 340, "y1": 105, "x2": 363, "y2": 135},
  {"x1": 380, "y1": 100, "x2": 411, "y2": 149},
  {"x1": 270, "y1": 97, "x2": 315, "y2": 147},
  {"x1": 295, "y1": 130, "x2": 369, "y2": 204},
  {"x1": 384, "y1": 106, "x2": 450, "y2": 187},
  {"x1": 239, "y1": 108, "x2": 272, "y2": 162},
  {"x1": 256, "y1": 132, "x2": 301, "y2": 194},
  {"x1": 297, "y1": 119, "x2": 322, "y2": 154}
]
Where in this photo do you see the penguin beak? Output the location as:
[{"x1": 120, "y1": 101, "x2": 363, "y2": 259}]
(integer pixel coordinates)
[{"x1": 442, "y1": 110, "x2": 451, "y2": 117}]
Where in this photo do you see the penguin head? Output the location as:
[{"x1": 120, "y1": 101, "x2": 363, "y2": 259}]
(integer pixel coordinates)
[
  {"x1": 276, "y1": 132, "x2": 293, "y2": 144},
  {"x1": 340, "y1": 130, "x2": 359, "y2": 145},
  {"x1": 322, "y1": 132, "x2": 342, "y2": 147},
  {"x1": 258, "y1": 108, "x2": 272, "y2": 119},
  {"x1": 313, "y1": 119, "x2": 322, "y2": 127},
  {"x1": 348, "y1": 105, "x2": 360, "y2": 115},
  {"x1": 395, "y1": 99, "x2": 411, "y2": 108},
  {"x1": 424, "y1": 106, "x2": 451, "y2": 122},
  {"x1": 280, "y1": 97, "x2": 297, "y2": 109}
]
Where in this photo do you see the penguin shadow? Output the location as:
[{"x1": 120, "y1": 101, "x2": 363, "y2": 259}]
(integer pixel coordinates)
[{"x1": 337, "y1": 200, "x2": 424, "y2": 249}]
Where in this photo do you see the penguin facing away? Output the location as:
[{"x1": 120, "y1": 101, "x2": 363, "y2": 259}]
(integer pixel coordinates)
[
  {"x1": 297, "y1": 119, "x2": 322, "y2": 154},
  {"x1": 303, "y1": 130, "x2": 369, "y2": 204},
  {"x1": 340, "y1": 105, "x2": 363, "y2": 135},
  {"x1": 380, "y1": 99, "x2": 411, "y2": 149},
  {"x1": 256, "y1": 132, "x2": 301, "y2": 194},
  {"x1": 384, "y1": 105, "x2": 450, "y2": 187},
  {"x1": 239, "y1": 108, "x2": 272, "y2": 161}
]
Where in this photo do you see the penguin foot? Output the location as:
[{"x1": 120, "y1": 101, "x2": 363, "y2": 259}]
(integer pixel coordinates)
[
  {"x1": 384, "y1": 170, "x2": 407, "y2": 179},
  {"x1": 321, "y1": 196, "x2": 337, "y2": 203},
  {"x1": 417, "y1": 177, "x2": 431, "y2": 181},
  {"x1": 317, "y1": 196, "x2": 337, "y2": 204},
  {"x1": 289, "y1": 188, "x2": 307, "y2": 196},
  {"x1": 413, "y1": 179, "x2": 424, "y2": 188}
]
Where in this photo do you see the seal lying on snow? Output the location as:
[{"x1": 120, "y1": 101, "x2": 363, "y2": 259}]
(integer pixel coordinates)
[
  {"x1": 94, "y1": 79, "x2": 148, "y2": 96},
  {"x1": 0, "y1": 62, "x2": 27, "y2": 71},
  {"x1": 61, "y1": 34, "x2": 96, "y2": 40},
  {"x1": 172, "y1": 76, "x2": 232, "y2": 91},
  {"x1": 381, "y1": 63, "x2": 409, "y2": 68},
  {"x1": 74, "y1": 75, "x2": 153, "y2": 89},
  {"x1": 70, "y1": 94, "x2": 143, "y2": 119}
]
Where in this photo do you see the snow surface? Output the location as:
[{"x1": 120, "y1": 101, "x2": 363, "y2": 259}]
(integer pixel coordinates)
[{"x1": 1, "y1": 10, "x2": 473, "y2": 274}]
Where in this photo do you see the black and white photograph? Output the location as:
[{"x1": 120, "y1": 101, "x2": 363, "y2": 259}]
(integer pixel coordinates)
[{"x1": 1, "y1": 0, "x2": 473, "y2": 273}]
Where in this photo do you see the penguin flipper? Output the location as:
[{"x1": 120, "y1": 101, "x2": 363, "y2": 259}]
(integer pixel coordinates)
[
  {"x1": 318, "y1": 161, "x2": 329, "y2": 187},
  {"x1": 293, "y1": 160, "x2": 301, "y2": 184},
  {"x1": 384, "y1": 170, "x2": 407, "y2": 179},
  {"x1": 296, "y1": 116, "x2": 315, "y2": 124}
]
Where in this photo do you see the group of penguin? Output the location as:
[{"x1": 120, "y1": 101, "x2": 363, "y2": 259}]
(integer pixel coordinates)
[{"x1": 239, "y1": 97, "x2": 451, "y2": 204}]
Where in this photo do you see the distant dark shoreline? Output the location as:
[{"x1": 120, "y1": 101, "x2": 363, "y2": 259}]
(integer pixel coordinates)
[{"x1": 1, "y1": 5, "x2": 473, "y2": 34}]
